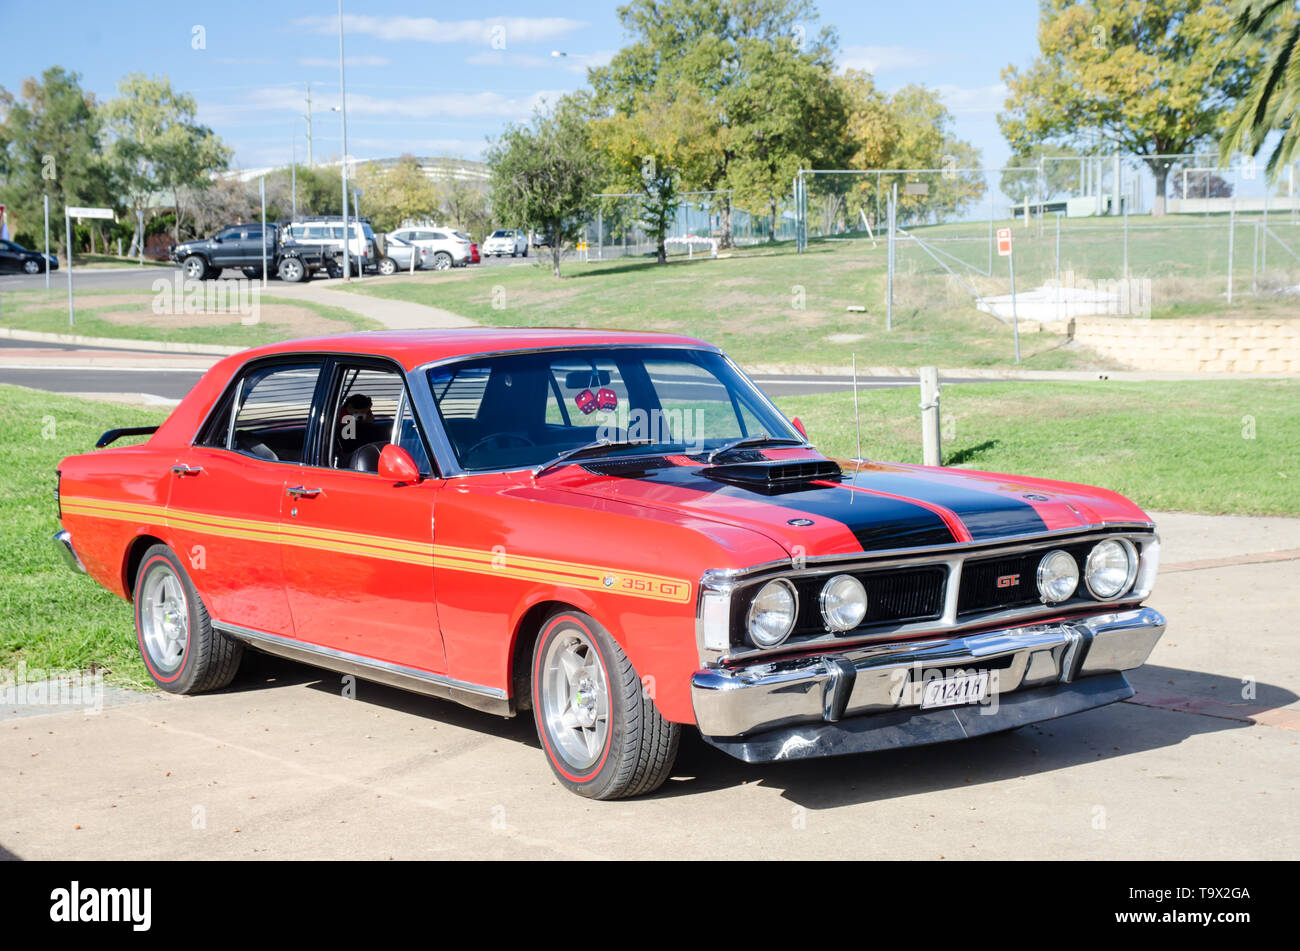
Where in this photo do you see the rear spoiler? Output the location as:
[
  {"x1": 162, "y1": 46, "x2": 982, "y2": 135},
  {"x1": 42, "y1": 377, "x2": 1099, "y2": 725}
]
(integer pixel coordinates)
[{"x1": 96, "y1": 426, "x2": 159, "y2": 448}]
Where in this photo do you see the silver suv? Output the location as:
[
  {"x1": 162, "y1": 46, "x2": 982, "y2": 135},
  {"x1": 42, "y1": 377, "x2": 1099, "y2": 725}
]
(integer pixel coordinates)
[{"x1": 387, "y1": 227, "x2": 471, "y2": 270}]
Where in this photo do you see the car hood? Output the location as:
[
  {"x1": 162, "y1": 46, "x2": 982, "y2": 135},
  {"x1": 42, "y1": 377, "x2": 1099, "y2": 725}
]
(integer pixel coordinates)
[{"x1": 545, "y1": 449, "x2": 1152, "y2": 558}]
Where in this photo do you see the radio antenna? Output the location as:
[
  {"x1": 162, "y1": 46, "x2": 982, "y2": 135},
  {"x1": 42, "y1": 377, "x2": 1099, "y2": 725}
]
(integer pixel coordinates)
[{"x1": 851, "y1": 353, "x2": 863, "y2": 498}]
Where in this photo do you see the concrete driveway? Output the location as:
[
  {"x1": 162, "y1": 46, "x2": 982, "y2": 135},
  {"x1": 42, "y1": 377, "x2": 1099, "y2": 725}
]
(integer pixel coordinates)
[{"x1": 2, "y1": 512, "x2": 1296, "y2": 860}]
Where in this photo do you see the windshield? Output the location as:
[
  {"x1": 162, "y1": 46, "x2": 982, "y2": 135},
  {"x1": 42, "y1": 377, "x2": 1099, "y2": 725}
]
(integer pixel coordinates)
[
  {"x1": 425, "y1": 347, "x2": 799, "y2": 472},
  {"x1": 491, "y1": 230, "x2": 509, "y2": 238}
]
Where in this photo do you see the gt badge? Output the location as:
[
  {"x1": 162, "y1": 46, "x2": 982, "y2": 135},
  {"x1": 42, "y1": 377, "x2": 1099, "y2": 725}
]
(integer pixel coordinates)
[{"x1": 996, "y1": 573, "x2": 1020, "y2": 588}]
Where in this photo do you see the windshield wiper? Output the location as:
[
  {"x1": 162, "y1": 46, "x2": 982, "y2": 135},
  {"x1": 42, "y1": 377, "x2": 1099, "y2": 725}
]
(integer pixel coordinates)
[
  {"x1": 532, "y1": 438, "x2": 658, "y2": 480},
  {"x1": 706, "y1": 433, "x2": 806, "y2": 464}
]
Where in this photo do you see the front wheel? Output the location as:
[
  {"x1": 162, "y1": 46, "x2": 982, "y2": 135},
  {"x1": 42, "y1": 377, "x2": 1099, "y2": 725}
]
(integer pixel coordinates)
[
  {"x1": 182, "y1": 255, "x2": 208, "y2": 281},
  {"x1": 134, "y1": 544, "x2": 243, "y2": 694},
  {"x1": 277, "y1": 257, "x2": 306, "y2": 283},
  {"x1": 532, "y1": 610, "x2": 679, "y2": 799},
  {"x1": 23, "y1": 259, "x2": 41, "y2": 274}
]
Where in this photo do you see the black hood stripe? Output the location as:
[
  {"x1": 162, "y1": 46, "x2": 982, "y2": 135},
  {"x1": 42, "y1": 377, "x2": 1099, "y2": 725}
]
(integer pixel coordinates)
[{"x1": 845, "y1": 469, "x2": 1048, "y2": 540}]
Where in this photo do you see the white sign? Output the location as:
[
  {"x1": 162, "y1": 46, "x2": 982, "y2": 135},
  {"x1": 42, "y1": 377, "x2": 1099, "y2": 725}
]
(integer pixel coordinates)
[{"x1": 66, "y1": 206, "x2": 115, "y2": 220}]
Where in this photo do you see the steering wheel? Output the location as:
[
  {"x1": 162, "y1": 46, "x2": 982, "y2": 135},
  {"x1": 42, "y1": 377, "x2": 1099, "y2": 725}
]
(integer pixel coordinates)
[{"x1": 467, "y1": 432, "x2": 536, "y2": 454}]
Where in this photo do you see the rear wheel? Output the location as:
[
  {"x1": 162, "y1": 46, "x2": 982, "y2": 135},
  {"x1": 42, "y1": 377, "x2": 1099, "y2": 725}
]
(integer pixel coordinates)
[
  {"x1": 134, "y1": 544, "x2": 243, "y2": 694},
  {"x1": 432, "y1": 251, "x2": 452, "y2": 271},
  {"x1": 240, "y1": 266, "x2": 262, "y2": 280},
  {"x1": 378, "y1": 256, "x2": 397, "y2": 275},
  {"x1": 532, "y1": 610, "x2": 678, "y2": 800}
]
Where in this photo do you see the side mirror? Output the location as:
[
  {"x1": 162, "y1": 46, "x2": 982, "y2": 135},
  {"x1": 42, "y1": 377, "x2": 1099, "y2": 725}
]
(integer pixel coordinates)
[
  {"x1": 379, "y1": 444, "x2": 421, "y2": 484},
  {"x1": 790, "y1": 416, "x2": 808, "y2": 439}
]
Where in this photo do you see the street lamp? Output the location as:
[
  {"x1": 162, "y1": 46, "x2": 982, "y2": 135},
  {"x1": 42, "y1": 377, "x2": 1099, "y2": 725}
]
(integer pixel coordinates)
[{"x1": 337, "y1": 1, "x2": 351, "y2": 281}]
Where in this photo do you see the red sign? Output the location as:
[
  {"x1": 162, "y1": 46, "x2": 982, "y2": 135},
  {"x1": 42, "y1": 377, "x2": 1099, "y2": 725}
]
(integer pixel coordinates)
[{"x1": 996, "y1": 228, "x2": 1012, "y2": 256}]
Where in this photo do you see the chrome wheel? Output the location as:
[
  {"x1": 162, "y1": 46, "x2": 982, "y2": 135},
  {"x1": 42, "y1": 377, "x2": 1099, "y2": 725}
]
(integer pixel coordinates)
[
  {"x1": 432, "y1": 252, "x2": 452, "y2": 271},
  {"x1": 183, "y1": 256, "x2": 206, "y2": 280},
  {"x1": 140, "y1": 562, "x2": 189, "y2": 674},
  {"x1": 540, "y1": 626, "x2": 610, "y2": 770},
  {"x1": 23, "y1": 259, "x2": 41, "y2": 274}
]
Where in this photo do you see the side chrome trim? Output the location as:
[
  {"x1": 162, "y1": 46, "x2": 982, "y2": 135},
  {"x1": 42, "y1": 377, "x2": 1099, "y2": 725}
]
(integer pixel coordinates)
[{"x1": 212, "y1": 621, "x2": 511, "y2": 716}]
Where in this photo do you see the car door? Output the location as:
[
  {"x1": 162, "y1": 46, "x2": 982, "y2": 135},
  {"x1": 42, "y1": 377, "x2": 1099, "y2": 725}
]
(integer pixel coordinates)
[
  {"x1": 279, "y1": 358, "x2": 448, "y2": 673},
  {"x1": 165, "y1": 358, "x2": 327, "y2": 636},
  {"x1": 0, "y1": 241, "x2": 20, "y2": 272}
]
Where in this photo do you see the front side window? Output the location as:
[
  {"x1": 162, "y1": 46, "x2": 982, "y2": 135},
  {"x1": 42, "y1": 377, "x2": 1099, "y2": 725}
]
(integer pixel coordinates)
[
  {"x1": 425, "y1": 347, "x2": 799, "y2": 472},
  {"x1": 321, "y1": 364, "x2": 433, "y2": 474}
]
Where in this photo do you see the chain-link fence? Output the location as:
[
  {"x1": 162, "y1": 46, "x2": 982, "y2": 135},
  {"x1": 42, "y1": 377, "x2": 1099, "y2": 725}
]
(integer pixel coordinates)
[
  {"x1": 792, "y1": 155, "x2": 1300, "y2": 339},
  {"x1": 576, "y1": 189, "x2": 797, "y2": 260}
]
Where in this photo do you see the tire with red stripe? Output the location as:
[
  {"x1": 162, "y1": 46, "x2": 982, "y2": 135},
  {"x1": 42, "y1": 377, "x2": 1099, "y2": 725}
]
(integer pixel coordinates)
[
  {"x1": 531, "y1": 610, "x2": 679, "y2": 799},
  {"x1": 133, "y1": 544, "x2": 243, "y2": 694}
]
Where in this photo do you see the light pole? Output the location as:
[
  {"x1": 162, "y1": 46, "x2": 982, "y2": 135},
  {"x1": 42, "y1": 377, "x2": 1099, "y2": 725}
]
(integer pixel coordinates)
[{"x1": 337, "y1": 1, "x2": 351, "y2": 281}]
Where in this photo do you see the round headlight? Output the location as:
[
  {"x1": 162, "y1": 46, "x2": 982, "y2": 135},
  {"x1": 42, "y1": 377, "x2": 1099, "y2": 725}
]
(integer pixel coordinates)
[
  {"x1": 1085, "y1": 538, "x2": 1137, "y2": 599},
  {"x1": 1036, "y1": 549, "x2": 1079, "y2": 604},
  {"x1": 747, "y1": 579, "x2": 797, "y2": 647},
  {"x1": 819, "y1": 574, "x2": 867, "y2": 632}
]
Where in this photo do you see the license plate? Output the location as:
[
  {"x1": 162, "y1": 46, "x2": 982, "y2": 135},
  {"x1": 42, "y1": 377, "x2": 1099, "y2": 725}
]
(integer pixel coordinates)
[{"x1": 920, "y1": 671, "x2": 990, "y2": 709}]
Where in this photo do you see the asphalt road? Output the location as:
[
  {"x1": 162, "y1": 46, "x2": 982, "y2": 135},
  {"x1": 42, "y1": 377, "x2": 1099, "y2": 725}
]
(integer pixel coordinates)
[{"x1": 1, "y1": 512, "x2": 1296, "y2": 859}]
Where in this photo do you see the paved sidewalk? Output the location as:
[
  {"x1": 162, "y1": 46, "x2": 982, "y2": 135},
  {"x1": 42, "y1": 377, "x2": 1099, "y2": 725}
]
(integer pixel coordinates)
[
  {"x1": 267, "y1": 282, "x2": 477, "y2": 330},
  {"x1": 0, "y1": 511, "x2": 1295, "y2": 860}
]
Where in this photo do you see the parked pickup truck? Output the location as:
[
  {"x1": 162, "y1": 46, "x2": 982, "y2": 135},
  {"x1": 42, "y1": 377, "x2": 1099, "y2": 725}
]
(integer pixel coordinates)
[{"x1": 170, "y1": 223, "x2": 331, "y2": 283}]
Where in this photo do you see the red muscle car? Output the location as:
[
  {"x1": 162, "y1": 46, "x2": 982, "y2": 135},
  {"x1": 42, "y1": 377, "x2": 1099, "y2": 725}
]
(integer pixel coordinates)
[{"x1": 54, "y1": 329, "x2": 1166, "y2": 799}]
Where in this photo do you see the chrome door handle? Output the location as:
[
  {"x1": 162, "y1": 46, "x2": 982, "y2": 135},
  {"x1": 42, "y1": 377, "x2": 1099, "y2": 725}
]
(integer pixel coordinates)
[
  {"x1": 171, "y1": 464, "x2": 204, "y2": 476},
  {"x1": 287, "y1": 485, "x2": 321, "y2": 499}
]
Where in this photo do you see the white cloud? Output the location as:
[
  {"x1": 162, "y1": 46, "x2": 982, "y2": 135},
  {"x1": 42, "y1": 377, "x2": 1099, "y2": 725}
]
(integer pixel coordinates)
[
  {"x1": 935, "y1": 83, "x2": 1007, "y2": 115},
  {"x1": 199, "y1": 87, "x2": 563, "y2": 127},
  {"x1": 299, "y1": 56, "x2": 392, "y2": 67},
  {"x1": 839, "y1": 45, "x2": 938, "y2": 74},
  {"x1": 293, "y1": 15, "x2": 585, "y2": 46},
  {"x1": 466, "y1": 48, "x2": 615, "y2": 73}
]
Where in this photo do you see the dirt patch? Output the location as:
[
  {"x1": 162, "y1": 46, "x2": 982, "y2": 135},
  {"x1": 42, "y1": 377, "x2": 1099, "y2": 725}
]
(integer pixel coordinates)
[{"x1": 100, "y1": 301, "x2": 353, "y2": 335}]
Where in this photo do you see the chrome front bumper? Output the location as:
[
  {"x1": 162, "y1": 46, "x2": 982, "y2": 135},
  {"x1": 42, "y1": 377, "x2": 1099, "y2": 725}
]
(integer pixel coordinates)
[
  {"x1": 691, "y1": 607, "x2": 1165, "y2": 755},
  {"x1": 53, "y1": 529, "x2": 86, "y2": 573}
]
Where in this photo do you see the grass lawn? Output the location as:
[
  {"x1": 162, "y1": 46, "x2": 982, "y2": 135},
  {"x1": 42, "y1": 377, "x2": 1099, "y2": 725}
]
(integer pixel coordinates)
[
  {"x1": 0, "y1": 286, "x2": 383, "y2": 346},
  {"x1": 0, "y1": 386, "x2": 168, "y2": 687},
  {"x1": 339, "y1": 243, "x2": 1106, "y2": 370},
  {"x1": 777, "y1": 378, "x2": 1300, "y2": 517}
]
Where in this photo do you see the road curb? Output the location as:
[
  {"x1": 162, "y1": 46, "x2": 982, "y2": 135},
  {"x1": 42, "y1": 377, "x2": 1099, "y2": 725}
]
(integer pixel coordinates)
[{"x1": 0, "y1": 327, "x2": 240, "y2": 356}]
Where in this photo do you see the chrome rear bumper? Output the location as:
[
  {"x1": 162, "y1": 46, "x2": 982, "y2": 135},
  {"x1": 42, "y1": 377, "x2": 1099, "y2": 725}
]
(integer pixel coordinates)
[
  {"x1": 690, "y1": 606, "x2": 1165, "y2": 755},
  {"x1": 53, "y1": 529, "x2": 86, "y2": 573}
]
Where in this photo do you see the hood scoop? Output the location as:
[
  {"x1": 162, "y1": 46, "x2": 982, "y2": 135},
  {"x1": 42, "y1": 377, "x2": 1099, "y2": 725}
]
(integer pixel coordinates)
[{"x1": 702, "y1": 458, "x2": 842, "y2": 492}]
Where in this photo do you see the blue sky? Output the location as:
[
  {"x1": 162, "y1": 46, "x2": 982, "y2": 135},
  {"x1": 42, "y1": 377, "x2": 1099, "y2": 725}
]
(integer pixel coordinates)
[{"x1": 0, "y1": 1, "x2": 1041, "y2": 171}]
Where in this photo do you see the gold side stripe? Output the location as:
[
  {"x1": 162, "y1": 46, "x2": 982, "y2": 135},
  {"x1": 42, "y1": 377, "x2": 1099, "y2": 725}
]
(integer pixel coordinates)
[{"x1": 62, "y1": 496, "x2": 693, "y2": 603}]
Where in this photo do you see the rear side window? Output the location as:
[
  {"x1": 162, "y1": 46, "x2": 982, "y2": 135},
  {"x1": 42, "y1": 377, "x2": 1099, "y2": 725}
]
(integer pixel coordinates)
[{"x1": 228, "y1": 363, "x2": 323, "y2": 463}]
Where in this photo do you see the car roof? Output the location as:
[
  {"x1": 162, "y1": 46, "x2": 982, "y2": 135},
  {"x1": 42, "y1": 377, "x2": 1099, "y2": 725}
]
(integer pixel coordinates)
[{"x1": 224, "y1": 328, "x2": 718, "y2": 372}]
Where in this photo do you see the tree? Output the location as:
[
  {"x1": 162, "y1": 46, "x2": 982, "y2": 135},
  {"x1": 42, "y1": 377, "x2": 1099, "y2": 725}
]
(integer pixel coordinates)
[
  {"x1": 590, "y1": 0, "x2": 841, "y2": 247},
  {"x1": 592, "y1": 83, "x2": 721, "y2": 263},
  {"x1": 1000, "y1": 0, "x2": 1261, "y2": 215},
  {"x1": 353, "y1": 155, "x2": 441, "y2": 233},
  {"x1": 103, "y1": 74, "x2": 231, "y2": 247},
  {"x1": 437, "y1": 171, "x2": 491, "y2": 237},
  {"x1": 0, "y1": 67, "x2": 110, "y2": 257},
  {"x1": 1000, "y1": 145, "x2": 1084, "y2": 205},
  {"x1": 486, "y1": 94, "x2": 605, "y2": 277},
  {"x1": 1218, "y1": 1, "x2": 1300, "y2": 179}
]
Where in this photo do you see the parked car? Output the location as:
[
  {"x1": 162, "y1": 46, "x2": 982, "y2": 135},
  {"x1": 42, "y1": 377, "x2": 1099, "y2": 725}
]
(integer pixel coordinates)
[
  {"x1": 0, "y1": 239, "x2": 58, "y2": 274},
  {"x1": 283, "y1": 216, "x2": 382, "y2": 275},
  {"x1": 452, "y1": 231, "x2": 481, "y2": 264},
  {"x1": 386, "y1": 226, "x2": 471, "y2": 270},
  {"x1": 483, "y1": 228, "x2": 528, "y2": 257},
  {"x1": 169, "y1": 224, "x2": 327, "y2": 283},
  {"x1": 377, "y1": 235, "x2": 428, "y2": 275},
  {"x1": 54, "y1": 329, "x2": 1165, "y2": 800}
]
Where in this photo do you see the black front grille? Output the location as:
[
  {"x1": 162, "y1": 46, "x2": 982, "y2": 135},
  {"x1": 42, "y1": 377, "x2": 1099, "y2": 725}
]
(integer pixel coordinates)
[
  {"x1": 957, "y1": 543, "x2": 1092, "y2": 615},
  {"x1": 741, "y1": 565, "x2": 947, "y2": 639}
]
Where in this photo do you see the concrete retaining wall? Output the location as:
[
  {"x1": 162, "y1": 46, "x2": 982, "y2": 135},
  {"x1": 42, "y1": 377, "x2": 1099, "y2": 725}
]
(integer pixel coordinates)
[{"x1": 1069, "y1": 317, "x2": 1300, "y2": 373}]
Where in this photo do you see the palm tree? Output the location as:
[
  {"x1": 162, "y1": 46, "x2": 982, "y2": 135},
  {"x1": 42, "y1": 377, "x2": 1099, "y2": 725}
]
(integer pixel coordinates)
[{"x1": 1220, "y1": 1, "x2": 1300, "y2": 177}]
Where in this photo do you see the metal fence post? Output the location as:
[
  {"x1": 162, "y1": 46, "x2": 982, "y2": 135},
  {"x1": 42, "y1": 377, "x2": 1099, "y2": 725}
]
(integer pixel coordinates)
[
  {"x1": 1253, "y1": 220, "x2": 1259, "y2": 294},
  {"x1": 1227, "y1": 201, "x2": 1235, "y2": 305},
  {"x1": 43, "y1": 194, "x2": 50, "y2": 291},
  {"x1": 1008, "y1": 248, "x2": 1020, "y2": 363},
  {"x1": 887, "y1": 182, "x2": 897, "y2": 331},
  {"x1": 1122, "y1": 200, "x2": 1129, "y2": 279},
  {"x1": 920, "y1": 367, "x2": 941, "y2": 467},
  {"x1": 65, "y1": 210, "x2": 74, "y2": 327}
]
